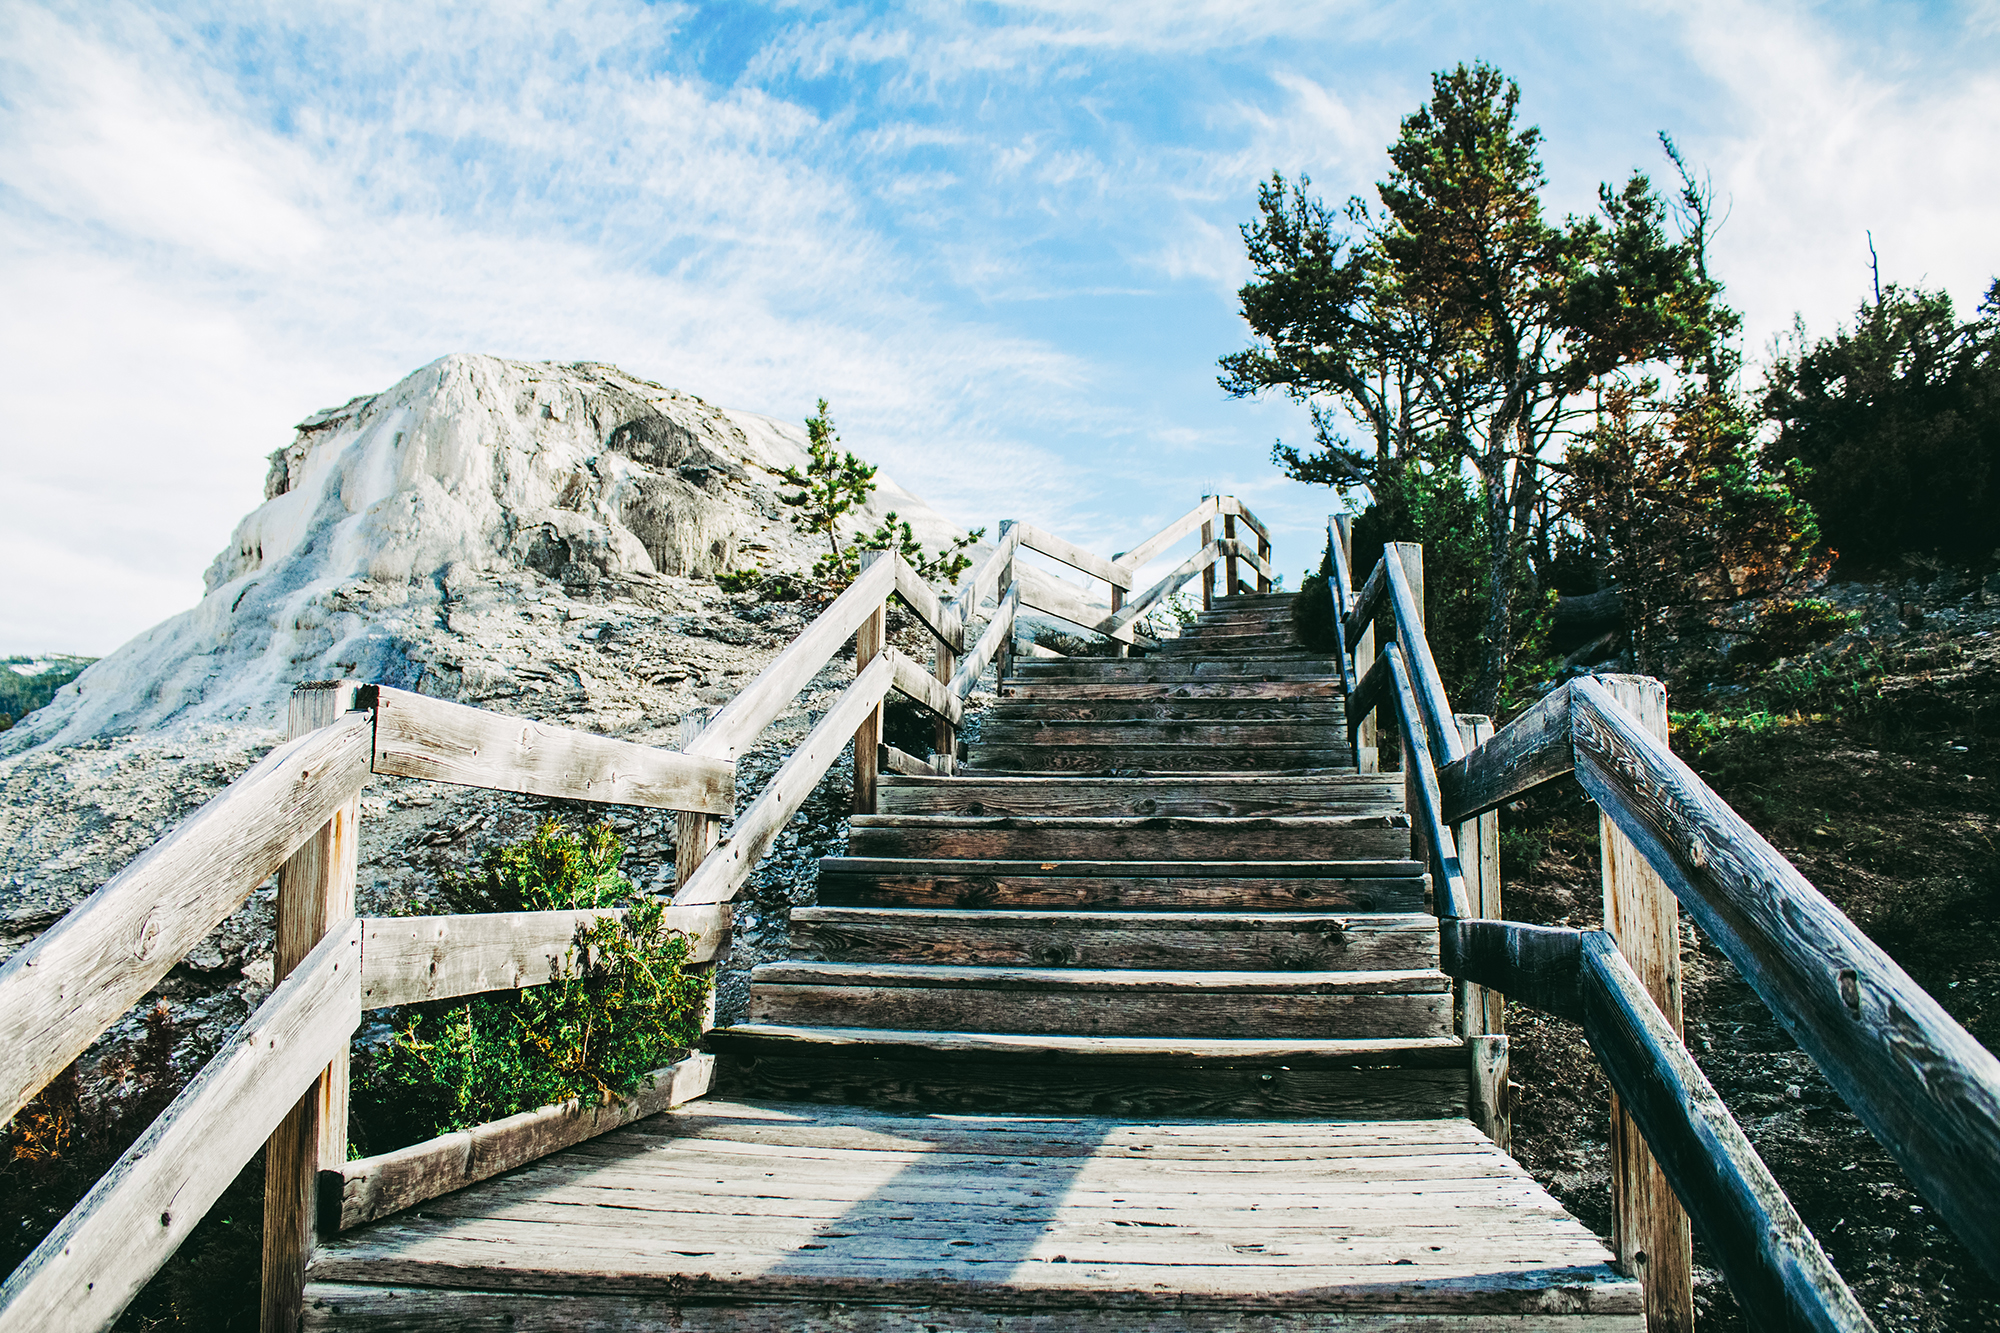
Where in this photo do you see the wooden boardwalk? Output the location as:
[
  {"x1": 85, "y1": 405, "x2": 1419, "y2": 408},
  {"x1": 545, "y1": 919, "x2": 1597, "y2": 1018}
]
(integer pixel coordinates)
[{"x1": 304, "y1": 593, "x2": 1640, "y2": 1328}]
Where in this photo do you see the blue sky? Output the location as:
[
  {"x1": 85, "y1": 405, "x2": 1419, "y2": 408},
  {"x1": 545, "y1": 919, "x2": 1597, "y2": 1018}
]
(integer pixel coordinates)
[{"x1": 3, "y1": 0, "x2": 1996, "y2": 654}]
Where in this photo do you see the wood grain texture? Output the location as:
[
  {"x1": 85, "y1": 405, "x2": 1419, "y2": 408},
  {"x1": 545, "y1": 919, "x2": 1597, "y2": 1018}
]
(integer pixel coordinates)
[
  {"x1": 981, "y1": 719, "x2": 1344, "y2": 746},
  {"x1": 370, "y1": 686, "x2": 733, "y2": 814},
  {"x1": 1001, "y1": 679, "x2": 1341, "y2": 700},
  {"x1": 357, "y1": 905, "x2": 728, "y2": 1007},
  {"x1": 1437, "y1": 684, "x2": 1577, "y2": 826},
  {"x1": 675, "y1": 655, "x2": 896, "y2": 907},
  {"x1": 880, "y1": 744, "x2": 945, "y2": 778},
  {"x1": 1438, "y1": 921, "x2": 1584, "y2": 1024},
  {"x1": 1452, "y1": 715, "x2": 1504, "y2": 1040},
  {"x1": 0, "y1": 923, "x2": 361, "y2": 1333},
  {"x1": 1109, "y1": 539, "x2": 1227, "y2": 642},
  {"x1": 1571, "y1": 675, "x2": 2000, "y2": 1276},
  {"x1": 1467, "y1": 1035, "x2": 1511, "y2": 1154},
  {"x1": 264, "y1": 682, "x2": 364, "y2": 1333},
  {"x1": 818, "y1": 869, "x2": 1429, "y2": 914},
  {"x1": 689, "y1": 552, "x2": 896, "y2": 760},
  {"x1": 1114, "y1": 495, "x2": 1220, "y2": 571},
  {"x1": 0, "y1": 709, "x2": 372, "y2": 1125},
  {"x1": 949, "y1": 584, "x2": 1019, "y2": 698},
  {"x1": 1016, "y1": 521, "x2": 1133, "y2": 589},
  {"x1": 1591, "y1": 677, "x2": 1690, "y2": 1330},
  {"x1": 328, "y1": 1053, "x2": 715, "y2": 1231},
  {"x1": 876, "y1": 775, "x2": 1396, "y2": 818},
  {"x1": 853, "y1": 556, "x2": 890, "y2": 817},
  {"x1": 883, "y1": 646, "x2": 962, "y2": 726},
  {"x1": 1579, "y1": 934, "x2": 1873, "y2": 1332},
  {"x1": 842, "y1": 814, "x2": 1410, "y2": 862},
  {"x1": 1382, "y1": 546, "x2": 1462, "y2": 767},
  {"x1": 951, "y1": 520, "x2": 1023, "y2": 627},
  {"x1": 890, "y1": 555, "x2": 966, "y2": 650},
  {"x1": 1218, "y1": 494, "x2": 1272, "y2": 541},
  {"x1": 966, "y1": 747, "x2": 1354, "y2": 775},
  {"x1": 1376, "y1": 645, "x2": 1469, "y2": 921}
]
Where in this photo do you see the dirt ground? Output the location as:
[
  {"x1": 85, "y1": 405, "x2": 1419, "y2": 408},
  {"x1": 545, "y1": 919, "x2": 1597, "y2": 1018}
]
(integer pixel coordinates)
[{"x1": 1502, "y1": 622, "x2": 2000, "y2": 1330}]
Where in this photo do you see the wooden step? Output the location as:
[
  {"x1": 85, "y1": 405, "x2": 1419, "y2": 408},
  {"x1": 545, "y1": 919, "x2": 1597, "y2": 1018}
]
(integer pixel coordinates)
[
  {"x1": 1005, "y1": 659, "x2": 1339, "y2": 682},
  {"x1": 999, "y1": 678, "x2": 1340, "y2": 700},
  {"x1": 789, "y1": 908, "x2": 1439, "y2": 970},
  {"x1": 747, "y1": 962, "x2": 1453, "y2": 1038},
  {"x1": 709, "y1": 1028, "x2": 1473, "y2": 1118},
  {"x1": 963, "y1": 744, "x2": 1353, "y2": 773},
  {"x1": 983, "y1": 697, "x2": 1345, "y2": 721},
  {"x1": 1164, "y1": 631, "x2": 1300, "y2": 651},
  {"x1": 818, "y1": 858, "x2": 1428, "y2": 912},
  {"x1": 845, "y1": 814, "x2": 1409, "y2": 861},
  {"x1": 876, "y1": 774, "x2": 1397, "y2": 817},
  {"x1": 979, "y1": 719, "x2": 1343, "y2": 747}
]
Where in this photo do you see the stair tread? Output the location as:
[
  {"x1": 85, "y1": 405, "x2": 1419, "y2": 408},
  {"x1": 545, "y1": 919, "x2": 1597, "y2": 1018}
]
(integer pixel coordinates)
[
  {"x1": 711, "y1": 1024, "x2": 1466, "y2": 1064},
  {"x1": 821, "y1": 856, "x2": 1424, "y2": 877},
  {"x1": 850, "y1": 813, "x2": 1405, "y2": 830},
  {"x1": 753, "y1": 961, "x2": 1449, "y2": 993},
  {"x1": 792, "y1": 908, "x2": 1436, "y2": 929}
]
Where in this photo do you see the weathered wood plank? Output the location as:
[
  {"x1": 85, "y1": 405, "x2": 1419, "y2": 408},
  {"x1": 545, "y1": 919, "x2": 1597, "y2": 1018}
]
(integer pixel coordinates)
[
  {"x1": 1438, "y1": 920, "x2": 1583, "y2": 1022},
  {"x1": 1000, "y1": 679, "x2": 1341, "y2": 700},
  {"x1": 1016, "y1": 521, "x2": 1133, "y2": 589},
  {"x1": 985, "y1": 698, "x2": 1345, "y2": 722},
  {"x1": 843, "y1": 814, "x2": 1410, "y2": 862},
  {"x1": 0, "y1": 709, "x2": 372, "y2": 1126},
  {"x1": 357, "y1": 905, "x2": 729, "y2": 1008},
  {"x1": 789, "y1": 908, "x2": 1439, "y2": 971},
  {"x1": 950, "y1": 520, "x2": 1023, "y2": 626},
  {"x1": 263, "y1": 682, "x2": 364, "y2": 1333},
  {"x1": 327, "y1": 1053, "x2": 715, "y2": 1231},
  {"x1": 1377, "y1": 644, "x2": 1469, "y2": 920},
  {"x1": 1437, "y1": 682, "x2": 1576, "y2": 825},
  {"x1": 674, "y1": 655, "x2": 895, "y2": 907},
  {"x1": 948, "y1": 584, "x2": 1018, "y2": 697},
  {"x1": 890, "y1": 554, "x2": 966, "y2": 650},
  {"x1": 818, "y1": 869, "x2": 1429, "y2": 914},
  {"x1": 688, "y1": 551, "x2": 896, "y2": 760},
  {"x1": 876, "y1": 775, "x2": 1395, "y2": 817},
  {"x1": 1217, "y1": 494, "x2": 1271, "y2": 541},
  {"x1": 1381, "y1": 547, "x2": 1462, "y2": 767},
  {"x1": 884, "y1": 646, "x2": 963, "y2": 726},
  {"x1": 1579, "y1": 933, "x2": 1873, "y2": 1332},
  {"x1": 1014, "y1": 564, "x2": 1156, "y2": 648},
  {"x1": 1007, "y1": 658, "x2": 1338, "y2": 680},
  {"x1": 1343, "y1": 555, "x2": 1388, "y2": 648},
  {"x1": 1452, "y1": 714, "x2": 1504, "y2": 1040},
  {"x1": 0, "y1": 923, "x2": 361, "y2": 1333},
  {"x1": 981, "y1": 719, "x2": 1345, "y2": 746},
  {"x1": 1467, "y1": 1034, "x2": 1510, "y2": 1154},
  {"x1": 966, "y1": 746, "x2": 1354, "y2": 774},
  {"x1": 853, "y1": 555, "x2": 890, "y2": 816},
  {"x1": 1571, "y1": 676, "x2": 2000, "y2": 1276},
  {"x1": 369, "y1": 686, "x2": 733, "y2": 814},
  {"x1": 1107, "y1": 539, "x2": 1226, "y2": 642},
  {"x1": 880, "y1": 744, "x2": 945, "y2": 777},
  {"x1": 1113, "y1": 496, "x2": 1220, "y2": 572}
]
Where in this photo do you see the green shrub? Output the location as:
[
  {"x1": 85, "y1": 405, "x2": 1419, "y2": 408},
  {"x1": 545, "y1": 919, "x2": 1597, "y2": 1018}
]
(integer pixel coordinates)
[
  {"x1": 349, "y1": 818, "x2": 710, "y2": 1156},
  {"x1": 1729, "y1": 598, "x2": 1858, "y2": 671}
]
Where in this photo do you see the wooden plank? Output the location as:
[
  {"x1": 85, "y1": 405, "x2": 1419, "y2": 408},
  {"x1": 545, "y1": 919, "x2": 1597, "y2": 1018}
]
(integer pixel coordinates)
[
  {"x1": 981, "y1": 719, "x2": 1346, "y2": 745},
  {"x1": 1592, "y1": 676, "x2": 1690, "y2": 1330},
  {"x1": 818, "y1": 870, "x2": 1428, "y2": 914},
  {"x1": 948, "y1": 583, "x2": 1018, "y2": 697},
  {"x1": 1571, "y1": 675, "x2": 2000, "y2": 1277},
  {"x1": 1452, "y1": 714, "x2": 1504, "y2": 1040},
  {"x1": 852, "y1": 555, "x2": 889, "y2": 816},
  {"x1": 0, "y1": 709, "x2": 372, "y2": 1126},
  {"x1": 984, "y1": 698, "x2": 1345, "y2": 721},
  {"x1": 843, "y1": 814, "x2": 1410, "y2": 862},
  {"x1": 369, "y1": 686, "x2": 733, "y2": 815},
  {"x1": 689, "y1": 551, "x2": 896, "y2": 759},
  {"x1": 0, "y1": 923, "x2": 361, "y2": 1333},
  {"x1": 263, "y1": 682, "x2": 363, "y2": 1333},
  {"x1": 1437, "y1": 681, "x2": 1576, "y2": 825},
  {"x1": 932, "y1": 631, "x2": 957, "y2": 763},
  {"x1": 879, "y1": 744, "x2": 943, "y2": 777},
  {"x1": 749, "y1": 984, "x2": 1453, "y2": 1039},
  {"x1": 358, "y1": 905, "x2": 729, "y2": 1008},
  {"x1": 1343, "y1": 553, "x2": 1387, "y2": 648},
  {"x1": 964, "y1": 746, "x2": 1354, "y2": 774},
  {"x1": 327, "y1": 1053, "x2": 715, "y2": 1231},
  {"x1": 789, "y1": 909, "x2": 1439, "y2": 971},
  {"x1": 1201, "y1": 513, "x2": 1216, "y2": 611},
  {"x1": 1108, "y1": 539, "x2": 1225, "y2": 643},
  {"x1": 1001, "y1": 679, "x2": 1340, "y2": 700},
  {"x1": 1219, "y1": 535, "x2": 1272, "y2": 582},
  {"x1": 674, "y1": 712, "x2": 723, "y2": 897},
  {"x1": 884, "y1": 646, "x2": 962, "y2": 726},
  {"x1": 890, "y1": 554, "x2": 966, "y2": 650},
  {"x1": 1579, "y1": 933, "x2": 1873, "y2": 1332},
  {"x1": 1113, "y1": 495, "x2": 1219, "y2": 572},
  {"x1": 950, "y1": 519, "x2": 1023, "y2": 626},
  {"x1": 1379, "y1": 644, "x2": 1469, "y2": 920},
  {"x1": 1007, "y1": 658, "x2": 1337, "y2": 678},
  {"x1": 1218, "y1": 494, "x2": 1271, "y2": 541},
  {"x1": 1383, "y1": 545, "x2": 1463, "y2": 766},
  {"x1": 1467, "y1": 1034, "x2": 1511, "y2": 1154},
  {"x1": 1438, "y1": 920, "x2": 1585, "y2": 1022},
  {"x1": 876, "y1": 774, "x2": 1393, "y2": 817},
  {"x1": 674, "y1": 655, "x2": 896, "y2": 907},
  {"x1": 1016, "y1": 521, "x2": 1133, "y2": 589},
  {"x1": 1014, "y1": 563, "x2": 1140, "y2": 644}
]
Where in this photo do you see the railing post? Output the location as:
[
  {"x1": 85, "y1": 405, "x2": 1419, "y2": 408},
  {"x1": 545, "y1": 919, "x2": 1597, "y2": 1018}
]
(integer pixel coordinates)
[
  {"x1": 1199, "y1": 501, "x2": 1216, "y2": 611},
  {"x1": 1454, "y1": 712, "x2": 1508, "y2": 1151},
  {"x1": 1109, "y1": 584, "x2": 1129, "y2": 658},
  {"x1": 1345, "y1": 520, "x2": 1377, "y2": 772},
  {"x1": 675, "y1": 709, "x2": 726, "y2": 1031},
  {"x1": 1257, "y1": 532, "x2": 1272, "y2": 593},
  {"x1": 933, "y1": 633, "x2": 958, "y2": 773},
  {"x1": 261, "y1": 680, "x2": 362, "y2": 1333},
  {"x1": 1386, "y1": 542, "x2": 1426, "y2": 868},
  {"x1": 1222, "y1": 509, "x2": 1240, "y2": 600},
  {"x1": 852, "y1": 551, "x2": 888, "y2": 814},
  {"x1": 1596, "y1": 674, "x2": 1693, "y2": 1333},
  {"x1": 995, "y1": 523, "x2": 1017, "y2": 681}
]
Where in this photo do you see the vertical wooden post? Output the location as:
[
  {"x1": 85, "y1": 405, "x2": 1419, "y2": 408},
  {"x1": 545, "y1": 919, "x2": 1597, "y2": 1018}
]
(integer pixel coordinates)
[
  {"x1": 852, "y1": 551, "x2": 888, "y2": 815},
  {"x1": 1257, "y1": 533, "x2": 1272, "y2": 593},
  {"x1": 1110, "y1": 585, "x2": 1128, "y2": 658},
  {"x1": 1199, "y1": 502, "x2": 1216, "y2": 612},
  {"x1": 1386, "y1": 542, "x2": 1427, "y2": 872},
  {"x1": 1454, "y1": 712, "x2": 1508, "y2": 1151},
  {"x1": 996, "y1": 523, "x2": 1017, "y2": 682},
  {"x1": 1597, "y1": 674, "x2": 1692, "y2": 1333},
  {"x1": 1347, "y1": 518, "x2": 1377, "y2": 774},
  {"x1": 261, "y1": 681, "x2": 361, "y2": 1333},
  {"x1": 1222, "y1": 510, "x2": 1240, "y2": 601},
  {"x1": 675, "y1": 711, "x2": 724, "y2": 1033},
  {"x1": 933, "y1": 636, "x2": 957, "y2": 773}
]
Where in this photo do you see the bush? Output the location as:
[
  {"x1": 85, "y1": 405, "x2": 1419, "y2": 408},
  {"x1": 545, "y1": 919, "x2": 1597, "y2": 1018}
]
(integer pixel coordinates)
[
  {"x1": 1728, "y1": 598, "x2": 1858, "y2": 671},
  {"x1": 349, "y1": 818, "x2": 709, "y2": 1155}
]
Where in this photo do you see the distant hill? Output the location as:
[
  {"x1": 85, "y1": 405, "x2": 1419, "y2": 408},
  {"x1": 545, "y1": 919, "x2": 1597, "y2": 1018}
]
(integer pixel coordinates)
[{"x1": 0, "y1": 656, "x2": 94, "y2": 729}]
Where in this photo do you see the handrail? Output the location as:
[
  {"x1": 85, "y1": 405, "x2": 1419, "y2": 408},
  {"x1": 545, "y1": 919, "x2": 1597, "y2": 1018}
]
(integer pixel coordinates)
[
  {"x1": 1349, "y1": 644, "x2": 1470, "y2": 920},
  {"x1": 1323, "y1": 518, "x2": 1357, "y2": 699},
  {"x1": 1346, "y1": 549, "x2": 1460, "y2": 767},
  {"x1": 0, "y1": 711, "x2": 374, "y2": 1125}
]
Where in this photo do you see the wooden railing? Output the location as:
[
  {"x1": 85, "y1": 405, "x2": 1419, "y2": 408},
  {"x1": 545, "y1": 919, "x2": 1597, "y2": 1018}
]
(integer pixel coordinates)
[
  {"x1": 1335, "y1": 525, "x2": 2000, "y2": 1333},
  {"x1": 0, "y1": 495, "x2": 1267, "y2": 1333}
]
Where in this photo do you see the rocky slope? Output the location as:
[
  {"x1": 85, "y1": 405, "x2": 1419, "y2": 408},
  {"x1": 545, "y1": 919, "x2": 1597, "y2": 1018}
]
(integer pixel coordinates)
[{"x1": 0, "y1": 353, "x2": 980, "y2": 1144}]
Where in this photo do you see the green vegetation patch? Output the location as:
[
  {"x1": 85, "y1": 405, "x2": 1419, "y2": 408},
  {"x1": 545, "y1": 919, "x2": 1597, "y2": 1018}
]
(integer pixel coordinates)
[
  {"x1": 0, "y1": 655, "x2": 95, "y2": 729},
  {"x1": 349, "y1": 817, "x2": 711, "y2": 1156}
]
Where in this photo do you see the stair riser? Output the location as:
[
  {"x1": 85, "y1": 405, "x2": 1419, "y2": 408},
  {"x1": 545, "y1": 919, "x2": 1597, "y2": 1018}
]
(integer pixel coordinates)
[
  {"x1": 845, "y1": 826, "x2": 1410, "y2": 861},
  {"x1": 981, "y1": 722, "x2": 1345, "y2": 746},
  {"x1": 750, "y1": 988, "x2": 1452, "y2": 1038},
  {"x1": 817, "y1": 873, "x2": 1428, "y2": 913},
  {"x1": 1000, "y1": 681, "x2": 1341, "y2": 700},
  {"x1": 1164, "y1": 633, "x2": 1299, "y2": 650},
  {"x1": 967, "y1": 747, "x2": 1353, "y2": 773},
  {"x1": 1006, "y1": 662, "x2": 1337, "y2": 681},
  {"x1": 791, "y1": 921, "x2": 1439, "y2": 971},
  {"x1": 716, "y1": 1056, "x2": 1469, "y2": 1120},
  {"x1": 877, "y1": 791, "x2": 1396, "y2": 818}
]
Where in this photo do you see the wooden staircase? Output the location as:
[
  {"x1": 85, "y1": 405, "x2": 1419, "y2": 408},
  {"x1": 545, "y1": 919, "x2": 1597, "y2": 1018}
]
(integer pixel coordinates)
[{"x1": 711, "y1": 592, "x2": 1474, "y2": 1118}]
